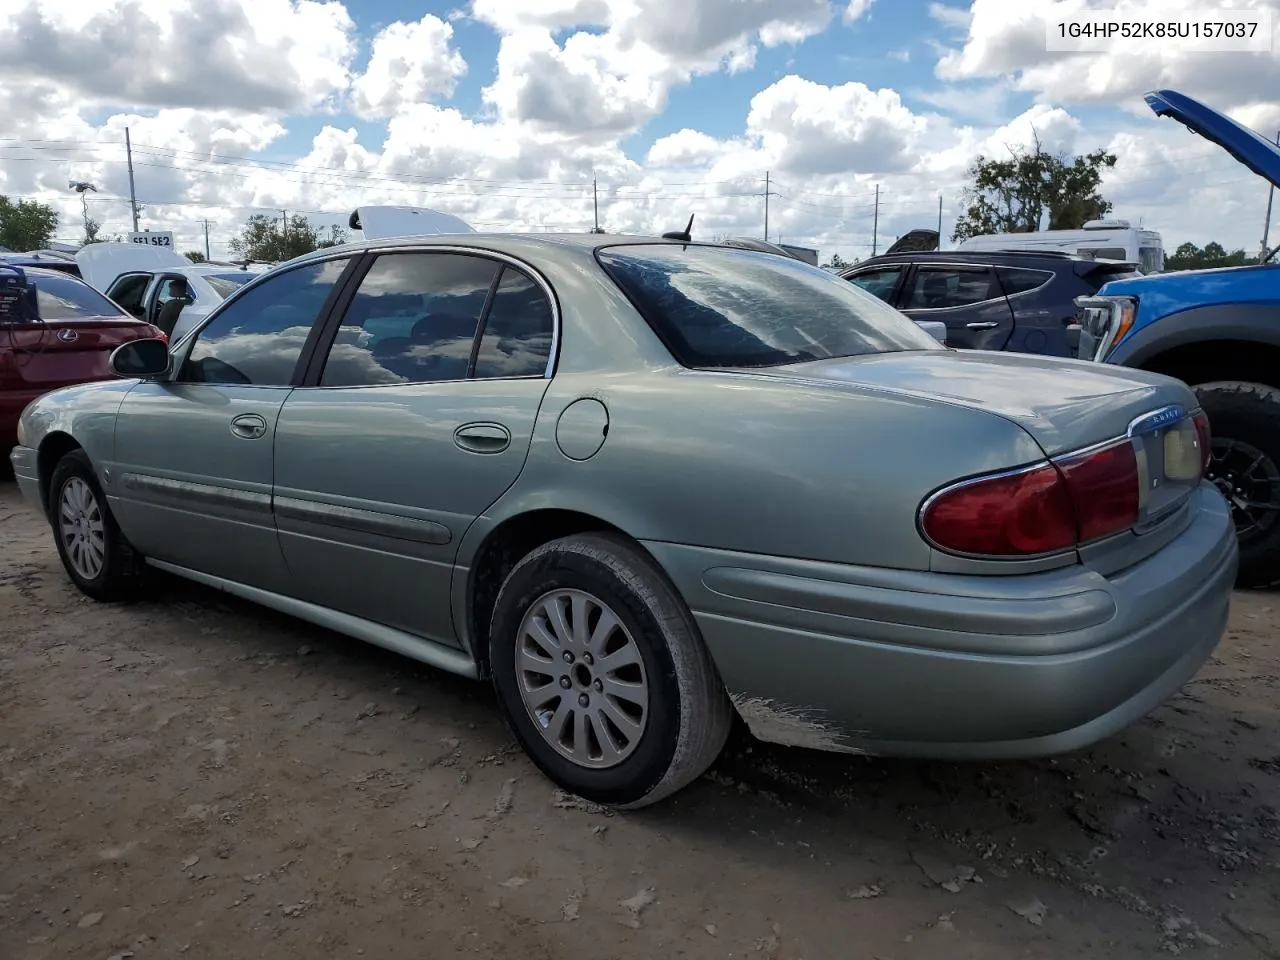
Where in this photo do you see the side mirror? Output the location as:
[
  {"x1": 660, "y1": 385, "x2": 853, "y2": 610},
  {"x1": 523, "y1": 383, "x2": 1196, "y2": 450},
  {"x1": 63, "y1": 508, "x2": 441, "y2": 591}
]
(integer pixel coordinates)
[
  {"x1": 110, "y1": 337, "x2": 171, "y2": 378},
  {"x1": 915, "y1": 320, "x2": 948, "y2": 343}
]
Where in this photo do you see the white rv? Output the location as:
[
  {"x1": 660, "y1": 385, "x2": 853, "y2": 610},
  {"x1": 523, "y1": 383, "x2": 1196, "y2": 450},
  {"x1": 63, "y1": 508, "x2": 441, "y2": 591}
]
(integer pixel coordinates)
[{"x1": 956, "y1": 220, "x2": 1164, "y2": 274}]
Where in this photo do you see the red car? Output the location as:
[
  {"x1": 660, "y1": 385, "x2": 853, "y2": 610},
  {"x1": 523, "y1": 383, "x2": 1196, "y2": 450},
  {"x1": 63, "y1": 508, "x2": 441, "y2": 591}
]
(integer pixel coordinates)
[{"x1": 0, "y1": 264, "x2": 165, "y2": 448}]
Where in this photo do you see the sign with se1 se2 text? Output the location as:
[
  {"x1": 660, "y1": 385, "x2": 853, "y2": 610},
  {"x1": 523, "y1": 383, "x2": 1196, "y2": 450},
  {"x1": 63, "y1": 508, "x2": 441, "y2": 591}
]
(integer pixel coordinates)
[{"x1": 128, "y1": 232, "x2": 174, "y2": 247}]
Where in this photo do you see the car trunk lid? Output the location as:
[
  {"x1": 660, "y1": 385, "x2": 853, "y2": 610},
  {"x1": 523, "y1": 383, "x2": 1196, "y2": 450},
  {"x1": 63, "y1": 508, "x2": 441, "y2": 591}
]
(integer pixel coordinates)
[
  {"x1": 1, "y1": 317, "x2": 158, "y2": 387},
  {"x1": 748, "y1": 350, "x2": 1206, "y2": 556}
]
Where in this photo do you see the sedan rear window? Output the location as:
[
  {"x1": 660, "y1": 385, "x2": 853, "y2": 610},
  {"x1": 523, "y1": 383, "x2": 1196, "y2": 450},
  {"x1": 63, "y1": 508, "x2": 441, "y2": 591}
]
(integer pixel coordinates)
[
  {"x1": 596, "y1": 244, "x2": 941, "y2": 368},
  {"x1": 204, "y1": 273, "x2": 254, "y2": 298},
  {"x1": 32, "y1": 272, "x2": 127, "y2": 320}
]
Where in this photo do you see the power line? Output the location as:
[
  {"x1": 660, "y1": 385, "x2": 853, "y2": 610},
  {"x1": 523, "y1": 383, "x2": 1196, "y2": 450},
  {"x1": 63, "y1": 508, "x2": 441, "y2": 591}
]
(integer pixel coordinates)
[{"x1": 0, "y1": 135, "x2": 1251, "y2": 206}]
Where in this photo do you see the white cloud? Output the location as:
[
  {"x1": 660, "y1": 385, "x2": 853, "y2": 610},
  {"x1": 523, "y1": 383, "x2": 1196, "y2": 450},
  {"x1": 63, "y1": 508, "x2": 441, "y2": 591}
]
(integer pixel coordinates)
[
  {"x1": 0, "y1": 0, "x2": 1271, "y2": 266},
  {"x1": 843, "y1": 0, "x2": 874, "y2": 24},
  {"x1": 0, "y1": 0, "x2": 356, "y2": 113},
  {"x1": 351, "y1": 15, "x2": 467, "y2": 118},
  {"x1": 478, "y1": 0, "x2": 838, "y2": 137}
]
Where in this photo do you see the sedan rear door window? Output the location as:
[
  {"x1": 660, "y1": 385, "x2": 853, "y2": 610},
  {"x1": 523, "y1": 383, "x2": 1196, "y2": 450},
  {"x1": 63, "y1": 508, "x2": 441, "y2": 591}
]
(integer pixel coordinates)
[
  {"x1": 901, "y1": 266, "x2": 1000, "y2": 310},
  {"x1": 319, "y1": 252, "x2": 499, "y2": 387},
  {"x1": 596, "y1": 244, "x2": 939, "y2": 368}
]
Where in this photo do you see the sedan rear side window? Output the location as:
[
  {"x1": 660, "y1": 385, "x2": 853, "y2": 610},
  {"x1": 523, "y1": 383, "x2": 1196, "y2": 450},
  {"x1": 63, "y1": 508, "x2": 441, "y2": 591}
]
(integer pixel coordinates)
[
  {"x1": 204, "y1": 273, "x2": 255, "y2": 298},
  {"x1": 31, "y1": 273, "x2": 126, "y2": 320},
  {"x1": 596, "y1": 245, "x2": 939, "y2": 368},
  {"x1": 997, "y1": 267, "x2": 1053, "y2": 296}
]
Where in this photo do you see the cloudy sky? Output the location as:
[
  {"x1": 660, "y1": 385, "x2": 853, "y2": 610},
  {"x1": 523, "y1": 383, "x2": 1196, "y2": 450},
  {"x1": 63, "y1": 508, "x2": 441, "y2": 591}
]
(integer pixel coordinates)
[{"x1": 2, "y1": 0, "x2": 1277, "y2": 261}]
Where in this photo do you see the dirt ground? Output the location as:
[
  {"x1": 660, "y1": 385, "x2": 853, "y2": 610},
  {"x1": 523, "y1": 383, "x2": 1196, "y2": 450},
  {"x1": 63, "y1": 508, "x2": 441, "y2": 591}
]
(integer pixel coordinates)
[{"x1": 1, "y1": 478, "x2": 1278, "y2": 960}]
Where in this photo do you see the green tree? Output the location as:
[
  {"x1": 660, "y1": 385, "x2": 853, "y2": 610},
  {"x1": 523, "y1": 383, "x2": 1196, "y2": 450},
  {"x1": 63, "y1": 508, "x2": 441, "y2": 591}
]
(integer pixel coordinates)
[
  {"x1": 228, "y1": 213, "x2": 348, "y2": 262},
  {"x1": 183, "y1": 250, "x2": 207, "y2": 263},
  {"x1": 1164, "y1": 241, "x2": 1256, "y2": 271},
  {"x1": 0, "y1": 196, "x2": 59, "y2": 251},
  {"x1": 822, "y1": 253, "x2": 854, "y2": 269},
  {"x1": 952, "y1": 133, "x2": 1118, "y2": 241}
]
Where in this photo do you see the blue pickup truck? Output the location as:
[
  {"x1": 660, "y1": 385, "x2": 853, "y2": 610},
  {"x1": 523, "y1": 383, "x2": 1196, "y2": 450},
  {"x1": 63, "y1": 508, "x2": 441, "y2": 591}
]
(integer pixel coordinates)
[{"x1": 1075, "y1": 89, "x2": 1280, "y2": 587}]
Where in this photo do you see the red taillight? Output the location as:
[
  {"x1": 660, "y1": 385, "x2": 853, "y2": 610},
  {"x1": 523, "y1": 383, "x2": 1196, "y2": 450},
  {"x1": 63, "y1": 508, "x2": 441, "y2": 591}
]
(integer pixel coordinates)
[
  {"x1": 1192, "y1": 409, "x2": 1211, "y2": 472},
  {"x1": 1056, "y1": 441, "x2": 1140, "y2": 543},
  {"x1": 921, "y1": 440, "x2": 1140, "y2": 557}
]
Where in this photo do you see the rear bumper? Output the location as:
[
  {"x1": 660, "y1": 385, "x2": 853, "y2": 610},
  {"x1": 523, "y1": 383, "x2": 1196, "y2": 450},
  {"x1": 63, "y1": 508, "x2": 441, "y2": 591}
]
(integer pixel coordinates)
[{"x1": 644, "y1": 484, "x2": 1237, "y2": 759}]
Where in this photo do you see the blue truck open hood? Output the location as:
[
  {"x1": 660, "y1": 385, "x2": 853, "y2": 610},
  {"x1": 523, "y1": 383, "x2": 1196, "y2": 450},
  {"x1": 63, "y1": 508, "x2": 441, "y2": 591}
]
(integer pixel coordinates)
[{"x1": 1145, "y1": 88, "x2": 1280, "y2": 190}]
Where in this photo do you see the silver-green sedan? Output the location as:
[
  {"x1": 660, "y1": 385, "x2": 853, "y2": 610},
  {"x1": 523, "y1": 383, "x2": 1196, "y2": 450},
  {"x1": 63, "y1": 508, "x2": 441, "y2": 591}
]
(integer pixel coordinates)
[{"x1": 9, "y1": 234, "x2": 1238, "y2": 808}]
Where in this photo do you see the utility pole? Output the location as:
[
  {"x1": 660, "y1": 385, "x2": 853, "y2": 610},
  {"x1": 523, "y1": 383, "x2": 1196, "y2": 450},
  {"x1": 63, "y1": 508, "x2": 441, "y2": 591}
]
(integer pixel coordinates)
[
  {"x1": 761, "y1": 171, "x2": 781, "y2": 242},
  {"x1": 871, "y1": 183, "x2": 880, "y2": 257},
  {"x1": 593, "y1": 176, "x2": 600, "y2": 232},
  {"x1": 764, "y1": 171, "x2": 770, "y2": 242},
  {"x1": 937, "y1": 193, "x2": 943, "y2": 243},
  {"x1": 202, "y1": 219, "x2": 211, "y2": 261},
  {"x1": 125, "y1": 127, "x2": 139, "y2": 232},
  {"x1": 1262, "y1": 131, "x2": 1280, "y2": 261}
]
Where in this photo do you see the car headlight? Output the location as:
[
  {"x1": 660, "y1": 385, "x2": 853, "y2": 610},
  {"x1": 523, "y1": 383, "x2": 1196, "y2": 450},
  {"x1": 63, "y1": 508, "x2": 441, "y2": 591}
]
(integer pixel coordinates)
[
  {"x1": 15, "y1": 415, "x2": 26, "y2": 447},
  {"x1": 1073, "y1": 296, "x2": 1138, "y2": 361}
]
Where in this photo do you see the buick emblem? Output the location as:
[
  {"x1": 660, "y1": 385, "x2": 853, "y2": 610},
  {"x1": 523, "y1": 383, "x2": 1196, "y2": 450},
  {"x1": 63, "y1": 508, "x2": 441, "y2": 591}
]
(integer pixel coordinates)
[
  {"x1": 1128, "y1": 404, "x2": 1185, "y2": 438},
  {"x1": 56, "y1": 328, "x2": 78, "y2": 343}
]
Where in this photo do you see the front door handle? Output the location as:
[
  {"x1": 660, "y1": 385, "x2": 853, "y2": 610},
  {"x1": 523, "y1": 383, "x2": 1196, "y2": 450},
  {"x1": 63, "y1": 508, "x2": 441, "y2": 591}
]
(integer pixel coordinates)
[
  {"x1": 454, "y1": 422, "x2": 511, "y2": 454},
  {"x1": 966, "y1": 321, "x2": 1000, "y2": 330},
  {"x1": 229, "y1": 413, "x2": 268, "y2": 439}
]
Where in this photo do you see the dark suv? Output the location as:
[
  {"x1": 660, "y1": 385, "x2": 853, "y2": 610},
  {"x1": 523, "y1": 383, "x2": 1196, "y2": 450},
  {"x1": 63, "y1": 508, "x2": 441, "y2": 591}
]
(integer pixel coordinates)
[{"x1": 840, "y1": 249, "x2": 1138, "y2": 356}]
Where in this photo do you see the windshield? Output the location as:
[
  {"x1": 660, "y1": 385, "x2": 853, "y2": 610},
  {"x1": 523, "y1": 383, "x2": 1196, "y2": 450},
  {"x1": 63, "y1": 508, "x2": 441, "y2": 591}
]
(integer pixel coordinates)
[
  {"x1": 1139, "y1": 246, "x2": 1164, "y2": 274},
  {"x1": 204, "y1": 273, "x2": 255, "y2": 298},
  {"x1": 31, "y1": 272, "x2": 128, "y2": 320},
  {"x1": 595, "y1": 244, "x2": 941, "y2": 368}
]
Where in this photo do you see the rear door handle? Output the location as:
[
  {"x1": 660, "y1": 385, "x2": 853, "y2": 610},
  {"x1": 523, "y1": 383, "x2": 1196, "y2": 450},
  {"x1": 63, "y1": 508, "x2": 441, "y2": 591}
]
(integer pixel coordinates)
[
  {"x1": 229, "y1": 413, "x2": 268, "y2": 439},
  {"x1": 454, "y1": 422, "x2": 511, "y2": 454},
  {"x1": 966, "y1": 321, "x2": 1000, "y2": 330}
]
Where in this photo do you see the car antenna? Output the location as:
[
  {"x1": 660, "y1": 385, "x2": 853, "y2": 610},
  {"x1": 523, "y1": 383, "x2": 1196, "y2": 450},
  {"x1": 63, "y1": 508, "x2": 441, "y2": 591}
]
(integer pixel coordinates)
[{"x1": 662, "y1": 214, "x2": 695, "y2": 243}]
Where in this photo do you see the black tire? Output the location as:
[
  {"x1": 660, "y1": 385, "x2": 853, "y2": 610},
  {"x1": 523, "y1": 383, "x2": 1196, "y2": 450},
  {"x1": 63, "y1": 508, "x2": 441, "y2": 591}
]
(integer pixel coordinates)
[
  {"x1": 46, "y1": 448, "x2": 144, "y2": 602},
  {"x1": 489, "y1": 533, "x2": 732, "y2": 808},
  {"x1": 1194, "y1": 381, "x2": 1280, "y2": 588}
]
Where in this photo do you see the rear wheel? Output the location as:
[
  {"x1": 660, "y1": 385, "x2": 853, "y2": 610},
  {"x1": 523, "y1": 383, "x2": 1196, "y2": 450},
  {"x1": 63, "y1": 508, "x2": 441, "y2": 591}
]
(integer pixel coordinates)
[
  {"x1": 488, "y1": 533, "x2": 732, "y2": 808},
  {"x1": 1195, "y1": 381, "x2": 1280, "y2": 588},
  {"x1": 47, "y1": 448, "x2": 144, "y2": 601}
]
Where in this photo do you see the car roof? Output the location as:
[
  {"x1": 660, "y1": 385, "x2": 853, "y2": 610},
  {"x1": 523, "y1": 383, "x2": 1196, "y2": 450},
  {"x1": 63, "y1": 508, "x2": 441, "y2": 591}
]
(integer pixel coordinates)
[
  {"x1": 282, "y1": 233, "x2": 753, "y2": 269},
  {"x1": 847, "y1": 249, "x2": 1090, "y2": 268}
]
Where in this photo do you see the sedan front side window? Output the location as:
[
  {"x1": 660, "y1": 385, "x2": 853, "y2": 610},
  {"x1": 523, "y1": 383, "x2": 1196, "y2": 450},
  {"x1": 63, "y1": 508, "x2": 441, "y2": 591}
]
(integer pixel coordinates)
[{"x1": 179, "y1": 257, "x2": 352, "y2": 387}]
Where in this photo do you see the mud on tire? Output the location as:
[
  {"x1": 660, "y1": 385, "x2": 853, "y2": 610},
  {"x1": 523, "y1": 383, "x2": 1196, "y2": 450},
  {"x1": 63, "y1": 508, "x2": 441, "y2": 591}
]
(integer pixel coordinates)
[{"x1": 488, "y1": 532, "x2": 733, "y2": 808}]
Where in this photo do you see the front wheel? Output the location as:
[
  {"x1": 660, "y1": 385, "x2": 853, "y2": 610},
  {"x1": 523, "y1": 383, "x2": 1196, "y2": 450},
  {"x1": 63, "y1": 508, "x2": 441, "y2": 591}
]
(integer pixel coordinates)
[
  {"x1": 1195, "y1": 381, "x2": 1280, "y2": 588},
  {"x1": 47, "y1": 448, "x2": 144, "y2": 601},
  {"x1": 489, "y1": 533, "x2": 732, "y2": 808}
]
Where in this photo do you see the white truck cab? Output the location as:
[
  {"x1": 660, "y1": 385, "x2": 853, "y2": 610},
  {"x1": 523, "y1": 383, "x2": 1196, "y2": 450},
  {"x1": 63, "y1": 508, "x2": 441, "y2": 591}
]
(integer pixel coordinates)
[{"x1": 957, "y1": 220, "x2": 1164, "y2": 274}]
